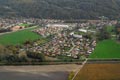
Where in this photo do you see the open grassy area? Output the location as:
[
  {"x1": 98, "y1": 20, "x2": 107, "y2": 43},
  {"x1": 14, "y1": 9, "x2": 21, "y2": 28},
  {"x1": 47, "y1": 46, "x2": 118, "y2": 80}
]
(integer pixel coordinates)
[
  {"x1": 19, "y1": 23, "x2": 31, "y2": 27},
  {"x1": 90, "y1": 39, "x2": 120, "y2": 58},
  {"x1": 74, "y1": 63, "x2": 120, "y2": 80},
  {"x1": 0, "y1": 27, "x2": 42, "y2": 45}
]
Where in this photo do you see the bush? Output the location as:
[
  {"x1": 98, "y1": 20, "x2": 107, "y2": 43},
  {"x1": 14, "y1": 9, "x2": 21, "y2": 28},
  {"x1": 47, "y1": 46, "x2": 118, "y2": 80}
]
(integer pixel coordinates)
[
  {"x1": 68, "y1": 71, "x2": 75, "y2": 80},
  {"x1": 27, "y1": 51, "x2": 45, "y2": 62}
]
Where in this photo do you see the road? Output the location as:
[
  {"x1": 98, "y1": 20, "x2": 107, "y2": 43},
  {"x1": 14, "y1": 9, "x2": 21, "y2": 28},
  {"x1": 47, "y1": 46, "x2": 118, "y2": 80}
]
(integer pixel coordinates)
[{"x1": 0, "y1": 64, "x2": 82, "y2": 80}]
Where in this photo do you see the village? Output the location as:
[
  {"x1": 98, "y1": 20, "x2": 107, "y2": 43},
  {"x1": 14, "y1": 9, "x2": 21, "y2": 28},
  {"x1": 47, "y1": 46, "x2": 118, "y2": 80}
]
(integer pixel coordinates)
[
  {"x1": 0, "y1": 18, "x2": 118, "y2": 60},
  {"x1": 0, "y1": 1, "x2": 120, "y2": 80},
  {"x1": 0, "y1": 18, "x2": 63, "y2": 33},
  {"x1": 26, "y1": 20, "x2": 117, "y2": 59}
]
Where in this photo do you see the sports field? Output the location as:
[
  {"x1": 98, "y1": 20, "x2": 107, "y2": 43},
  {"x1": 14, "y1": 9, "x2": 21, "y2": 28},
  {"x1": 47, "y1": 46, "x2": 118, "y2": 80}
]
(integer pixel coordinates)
[
  {"x1": 90, "y1": 39, "x2": 120, "y2": 58},
  {"x1": 0, "y1": 27, "x2": 42, "y2": 45}
]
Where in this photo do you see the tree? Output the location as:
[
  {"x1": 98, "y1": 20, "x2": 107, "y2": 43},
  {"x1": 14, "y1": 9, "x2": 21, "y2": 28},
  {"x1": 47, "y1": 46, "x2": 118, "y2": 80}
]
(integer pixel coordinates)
[
  {"x1": 97, "y1": 27, "x2": 111, "y2": 41},
  {"x1": 5, "y1": 54, "x2": 19, "y2": 63},
  {"x1": 0, "y1": 0, "x2": 120, "y2": 19},
  {"x1": 19, "y1": 56, "x2": 28, "y2": 62},
  {"x1": 115, "y1": 23, "x2": 120, "y2": 40},
  {"x1": 6, "y1": 45, "x2": 19, "y2": 54},
  {"x1": 27, "y1": 51, "x2": 45, "y2": 62},
  {"x1": 36, "y1": 53, "x2": 45, "y2": 62}
]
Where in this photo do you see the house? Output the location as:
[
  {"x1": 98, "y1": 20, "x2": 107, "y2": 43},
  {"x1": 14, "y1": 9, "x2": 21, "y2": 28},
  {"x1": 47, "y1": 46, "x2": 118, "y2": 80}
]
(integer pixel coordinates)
[
  {"x1": 79, "y1": 29, "x2": 87, "y2": 33},
  {"x1": 73, "y1": 34, "x2": 82, "y2": 38},
  {"x1": 46, "y1": 24, "x2": 69, "y2": 28}
]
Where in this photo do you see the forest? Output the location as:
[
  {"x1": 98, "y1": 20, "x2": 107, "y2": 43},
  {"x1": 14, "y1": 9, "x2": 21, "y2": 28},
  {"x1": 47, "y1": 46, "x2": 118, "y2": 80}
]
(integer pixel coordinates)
[{"x1": 0, "y1": 0, "x2": 120, "y2": 19}]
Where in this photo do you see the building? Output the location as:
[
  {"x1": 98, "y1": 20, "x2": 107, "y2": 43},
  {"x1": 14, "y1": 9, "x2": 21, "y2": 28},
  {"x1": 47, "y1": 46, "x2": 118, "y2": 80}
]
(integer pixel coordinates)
[
  {"x1": 46, "y1": 24, "x2": 69, "y2": 28},
  {"x1": 79, "y1": 29, "x2": 87, "y2": 33}
]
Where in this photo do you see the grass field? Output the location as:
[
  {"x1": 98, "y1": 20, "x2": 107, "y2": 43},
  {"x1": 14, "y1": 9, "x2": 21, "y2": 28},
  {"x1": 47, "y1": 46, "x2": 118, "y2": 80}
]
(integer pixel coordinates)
[
  {"x1": 74, "y1": 63, "x2": 120, "y2": 80},
  {"x1": 0, "y1": 27, "x2": 42, "y2": 45},
  {"x1": 90, "y1": 39, "x2": 120, "y2": 58},
  {"x1": 19, "y1": 23, "x2": 31, "y2": 28}
]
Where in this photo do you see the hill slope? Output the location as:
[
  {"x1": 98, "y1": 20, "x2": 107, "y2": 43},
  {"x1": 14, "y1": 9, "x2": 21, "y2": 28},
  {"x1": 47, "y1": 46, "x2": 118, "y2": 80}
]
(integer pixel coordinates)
[{"x1": 0, "y1": 0, "x2": 120, "y2": 19}]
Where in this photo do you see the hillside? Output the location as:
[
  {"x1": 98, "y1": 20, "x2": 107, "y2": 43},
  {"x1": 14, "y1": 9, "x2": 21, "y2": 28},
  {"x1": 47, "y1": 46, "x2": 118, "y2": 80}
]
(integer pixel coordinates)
[{"x1": 0, "y1": 0, "x2": 120, "y2": 19}]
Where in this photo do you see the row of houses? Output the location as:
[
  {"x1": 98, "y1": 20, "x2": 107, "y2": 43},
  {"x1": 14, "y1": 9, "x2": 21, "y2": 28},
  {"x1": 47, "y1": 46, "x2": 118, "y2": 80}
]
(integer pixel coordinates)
[{"x1": 33, "y1": 24, "x2": 69, "y2": 37}]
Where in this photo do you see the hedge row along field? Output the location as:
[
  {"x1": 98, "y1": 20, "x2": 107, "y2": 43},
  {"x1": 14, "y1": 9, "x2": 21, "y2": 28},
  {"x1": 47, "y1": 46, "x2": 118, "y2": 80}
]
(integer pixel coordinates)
[
  {"x1": 0, "y1": 27, "x2": 42, "y2": 45},
  {"x1": 90, "y1": 39, "x2": 120, "y2": 58}
]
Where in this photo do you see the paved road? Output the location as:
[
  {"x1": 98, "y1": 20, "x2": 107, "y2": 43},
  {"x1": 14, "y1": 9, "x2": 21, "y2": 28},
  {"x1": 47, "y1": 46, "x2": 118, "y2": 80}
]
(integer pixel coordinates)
[{"x1": 0, "y1": 64, "x2": 81, "y2": 80}]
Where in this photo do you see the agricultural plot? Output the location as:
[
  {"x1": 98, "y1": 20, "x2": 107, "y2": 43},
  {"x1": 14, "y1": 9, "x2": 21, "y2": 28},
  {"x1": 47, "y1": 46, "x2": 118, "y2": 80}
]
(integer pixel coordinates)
[
  {"x1": 74, "y1": 63, "x2": 120, "y2": 80},
  {"x1": 90, "y1": 39, "x2": 120, "y2": 58},
  {"x1": 0, "y1": 64, "x2": 80, "y2": 80},
  {"x1": 0, "y1": 27, "x2": 42, "y2": 45}
]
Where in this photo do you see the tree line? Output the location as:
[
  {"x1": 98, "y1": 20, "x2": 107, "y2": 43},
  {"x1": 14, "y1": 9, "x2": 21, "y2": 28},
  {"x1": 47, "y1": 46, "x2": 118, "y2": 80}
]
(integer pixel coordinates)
[{"x1": 0, "y1": 45, "x2": 45, "y2": 64}]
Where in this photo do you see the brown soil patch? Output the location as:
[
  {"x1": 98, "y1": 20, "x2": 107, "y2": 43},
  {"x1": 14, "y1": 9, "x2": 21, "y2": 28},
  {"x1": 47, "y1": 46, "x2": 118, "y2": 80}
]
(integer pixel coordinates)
[{"x1": 74, "y1": 63, "x2": 120, "y2": 80}]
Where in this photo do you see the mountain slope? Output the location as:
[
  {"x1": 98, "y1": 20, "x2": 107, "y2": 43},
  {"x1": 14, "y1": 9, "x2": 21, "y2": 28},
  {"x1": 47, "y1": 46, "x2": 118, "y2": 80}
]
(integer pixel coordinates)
[{"x1": 0, "y1": 0, "x2": 120, "y2": 19}]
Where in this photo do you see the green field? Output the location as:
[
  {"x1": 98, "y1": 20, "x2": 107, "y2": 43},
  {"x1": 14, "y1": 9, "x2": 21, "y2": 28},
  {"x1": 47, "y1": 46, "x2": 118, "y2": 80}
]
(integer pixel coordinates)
[
  {"x1": 0, "y1": 27, "x2": 42, "y2": 45},
  {"x1": 19, "y1": 23, "x2": 31, "y2": 28},
  {"x1": 90, "y1": 40, "x2": 120, "y2": 58}
]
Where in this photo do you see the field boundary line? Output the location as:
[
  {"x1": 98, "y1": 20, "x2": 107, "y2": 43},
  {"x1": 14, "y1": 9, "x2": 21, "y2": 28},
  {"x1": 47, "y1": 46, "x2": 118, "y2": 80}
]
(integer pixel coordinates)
[{"x1": 72, "y1": 59, "x2": 88, "y2": 80}]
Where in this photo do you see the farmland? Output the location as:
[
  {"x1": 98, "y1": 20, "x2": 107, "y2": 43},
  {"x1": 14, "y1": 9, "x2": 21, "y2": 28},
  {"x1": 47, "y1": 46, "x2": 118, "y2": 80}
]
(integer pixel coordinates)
[
  {"x1": 0, "y1": 64, "x2": 81, "y2": 80},
  {"x1": 0, "y1": 27, "x2": 42, "y2": 45},
  {"x1": 74, "y1": 63, "x2": 120, "y2": 80},
  {"x1": 90, "y1": 39, "x2": 120, "y2": 58}
]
